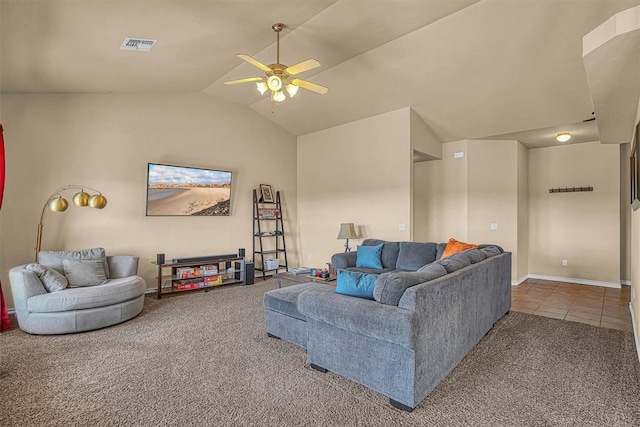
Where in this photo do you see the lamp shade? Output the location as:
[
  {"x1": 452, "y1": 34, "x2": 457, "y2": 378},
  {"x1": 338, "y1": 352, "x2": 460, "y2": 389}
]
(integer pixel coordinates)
[{"x1": 337, "y1": 223, "x2": 357, "y2": 240}]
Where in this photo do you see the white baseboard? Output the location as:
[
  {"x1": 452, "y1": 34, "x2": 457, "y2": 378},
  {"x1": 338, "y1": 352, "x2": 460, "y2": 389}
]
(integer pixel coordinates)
[
  {"x1": 511, "y1": 275, "x2": 528, "y2": 286},
  {"x1": 631, "y1": 302, "x2": 640, "y2": 363},
  {"x1": 527, "y1": 274, "x2": 621, "y2": 289},
  {"x1": 622, "y1": 280, "x2": 632, "y2": 286}
]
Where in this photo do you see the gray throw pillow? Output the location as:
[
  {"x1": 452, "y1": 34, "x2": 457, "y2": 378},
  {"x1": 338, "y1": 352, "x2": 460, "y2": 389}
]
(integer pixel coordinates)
[
  {"x1": 374, "y1": 263, "x2": 447, "y2": 306},
  {"x1": 25, "y1": 263, "x2": 68, "y2": 292},
  {"x1": 39, "y1": 247, "x2": 110, "y2": 278},
  {"x1": 63, "y1": 259, "x2": 108, "y2": 287}
]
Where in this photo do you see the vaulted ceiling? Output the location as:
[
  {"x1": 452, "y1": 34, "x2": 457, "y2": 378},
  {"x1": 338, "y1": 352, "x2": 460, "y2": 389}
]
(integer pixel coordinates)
[{"x1": 2, "y1": 0, "x2": 640, "y2": 147}]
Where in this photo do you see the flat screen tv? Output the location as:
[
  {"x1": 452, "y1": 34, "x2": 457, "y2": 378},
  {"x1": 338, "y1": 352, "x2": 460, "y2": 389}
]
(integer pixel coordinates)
[{"x1": 146, "y1": 163, "x2": 232, "y2": 216}]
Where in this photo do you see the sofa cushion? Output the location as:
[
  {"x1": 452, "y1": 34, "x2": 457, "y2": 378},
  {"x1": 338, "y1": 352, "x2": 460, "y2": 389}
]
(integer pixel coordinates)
[
  {"x1": 374, "y1": 263, "x2": 448, "y2": 306},
  {"x1": 263, "y1": 282, "x2": 319, "y2": 321},
  {"x1": 356, "y1": 243, "x2": 383, "y2": 270},
  {"x1": 438, "y1": 254, "x2": 470, "y2": 273},
  {"x1": 441, "y1": 238, "x2": 478, "y2": 259},
  {"x1": 336, "y1": 270, "x2": 377, "y2": 300},
  {"x1": 25, "y1": 263, "x2": 68, "y2": 292},
  {"x1": 480, "y1": 245, "x2": 503, "y2": 258},
  {"x1": 63, "y1": 259, "x2": 108, "y2": 287},
  {"x1": 363, "y1": 239, "x2": 400, "y2": 269},
  {"x1": 435, "y1": 242, "x2": 447, "y2": 260},
  {"x1": 464, "y1": 248, "x2": 486, "y2": 264},
  {"x1": 27, "y1": 276, "x2": 146, "y2": 313},
  {"x1": 38, "y1": 247, "x2": 110, "y2": 279},
  {"x1": 396, "y1": 242, "x2": 437, "y2": 271}
]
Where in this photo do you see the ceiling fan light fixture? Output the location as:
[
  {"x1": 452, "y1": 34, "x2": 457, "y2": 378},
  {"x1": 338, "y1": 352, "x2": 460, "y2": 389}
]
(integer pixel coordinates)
[
  {"x1": 285, "y1": 83, "x2": 299, "y2": 97},
  {"x1": 556, "y1": 132, "x2": 571, "y2": 142},
  {"x1": 256, "y1": 82, "x2": 268, "y2": 95},
  {"x1": 267, "y1": 75, "x2": 282, "y2": 91},
  {"x1": 272, "y1": 90, "x2": 286, "y2": 102}
]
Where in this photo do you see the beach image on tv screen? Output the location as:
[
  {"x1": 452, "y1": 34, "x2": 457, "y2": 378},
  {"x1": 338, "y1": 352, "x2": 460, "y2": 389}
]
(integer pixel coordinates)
[{"x1": 146, "y1": 164, "x2": 232, "y2": 216}]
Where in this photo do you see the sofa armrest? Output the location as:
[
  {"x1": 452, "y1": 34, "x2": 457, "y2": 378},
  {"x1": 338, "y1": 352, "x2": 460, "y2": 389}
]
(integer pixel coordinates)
[
  {"x1": 298, "y1": 287, "x2": 416, "y2": 349},
  {"x1": 107, "y1": 256, "x2": 139, "y2": 279},
  {"x1": 9, "y1": 265, "x2": 48, "y2": 312},
  {"x1": 331, "y1": 252, "x2": 357, "y2": 269}
]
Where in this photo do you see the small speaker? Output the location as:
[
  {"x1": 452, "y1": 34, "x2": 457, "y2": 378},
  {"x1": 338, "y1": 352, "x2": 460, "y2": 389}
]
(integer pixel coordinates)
[
  {"x1": 156, "y1": 253, "x2": 165, "y2": 264},
  {"x1": 245, "y1": 262, "x2": 255, "y2": 285},
  {"x1": 238, "y1": 248, "x2": 246, "y2": 258}
]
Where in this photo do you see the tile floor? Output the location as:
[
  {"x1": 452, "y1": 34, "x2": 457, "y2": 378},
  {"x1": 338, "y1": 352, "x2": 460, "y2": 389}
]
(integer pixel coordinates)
[{"x1": 511, "y1": 279, "x2": 633, "y2": 332}]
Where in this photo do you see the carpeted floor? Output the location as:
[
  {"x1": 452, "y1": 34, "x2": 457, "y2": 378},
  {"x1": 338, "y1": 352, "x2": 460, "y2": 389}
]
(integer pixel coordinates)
[{"x1": 1, "y1": 279, "x2": 638, "y2": 426}]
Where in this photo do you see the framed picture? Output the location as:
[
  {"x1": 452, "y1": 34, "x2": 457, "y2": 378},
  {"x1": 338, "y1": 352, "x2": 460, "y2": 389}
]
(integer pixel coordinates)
[{"x1": 260, "y1": 184, "x2": 274, "y2": 203}]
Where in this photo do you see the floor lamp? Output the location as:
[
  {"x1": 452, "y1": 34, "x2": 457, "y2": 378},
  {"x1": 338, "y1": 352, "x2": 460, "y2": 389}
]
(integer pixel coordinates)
[{"x1": 35, "y1": 185, "x2": 107, "y2": 261}]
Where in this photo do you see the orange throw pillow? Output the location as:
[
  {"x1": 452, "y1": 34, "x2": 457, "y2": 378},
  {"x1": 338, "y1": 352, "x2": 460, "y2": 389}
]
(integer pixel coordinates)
[{"x1": 441, "y1": 238, "x2": 478, "y2": 259}]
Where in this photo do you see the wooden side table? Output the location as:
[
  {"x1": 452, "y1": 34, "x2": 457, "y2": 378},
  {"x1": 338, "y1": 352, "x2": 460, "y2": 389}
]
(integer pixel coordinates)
[{"x1": 326, "y1": 262, "x2": 336, "y2": 276}]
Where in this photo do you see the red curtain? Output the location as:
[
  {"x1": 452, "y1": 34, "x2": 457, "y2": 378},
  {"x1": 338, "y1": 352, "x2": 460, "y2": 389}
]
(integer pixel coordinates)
[{"x1": 0, "y1": 124, "x2": 9, "y2": 331}]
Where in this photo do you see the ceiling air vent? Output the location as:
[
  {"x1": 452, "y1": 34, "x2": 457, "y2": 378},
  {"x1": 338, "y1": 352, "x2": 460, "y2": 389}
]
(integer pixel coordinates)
[{"x1": 120, "y1": 37, "x2": 157, "y2": 52}]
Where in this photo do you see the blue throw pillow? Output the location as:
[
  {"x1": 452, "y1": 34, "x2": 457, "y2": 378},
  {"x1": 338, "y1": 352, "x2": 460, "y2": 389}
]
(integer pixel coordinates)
[
  {"x1": 356, "y1": 243, "x2": 383, "y2": 269},
  {"x1": 336, "y1": 270, "x2": 378, "y2": 300}
]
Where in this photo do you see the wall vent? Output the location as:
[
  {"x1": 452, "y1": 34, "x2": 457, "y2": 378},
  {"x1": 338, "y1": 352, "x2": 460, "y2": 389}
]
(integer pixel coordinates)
[{"x1": 120, "y1": 37, "x2": 157, "y2": 52}]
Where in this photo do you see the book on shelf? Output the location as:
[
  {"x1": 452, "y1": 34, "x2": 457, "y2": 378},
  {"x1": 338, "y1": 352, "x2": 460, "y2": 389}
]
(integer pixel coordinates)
[
  {"x1": 289, "y1": 267, "x2": 311, "y2": 275},
  {"x1": 257, "y1": 208, "x2": 281, "y2": 219},
  {"x1": 173, "y1": 280, "x2": 204, "y2": 290}
]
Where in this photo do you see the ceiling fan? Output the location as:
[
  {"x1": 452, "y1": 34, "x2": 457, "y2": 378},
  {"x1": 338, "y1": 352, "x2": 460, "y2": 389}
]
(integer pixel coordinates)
[{"x1": 224, "y1": 23, "x2": 328, "y2": 104}]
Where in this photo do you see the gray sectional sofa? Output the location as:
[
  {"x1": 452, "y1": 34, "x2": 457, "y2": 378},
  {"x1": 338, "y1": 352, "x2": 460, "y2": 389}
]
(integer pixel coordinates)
[{"x1": 263, "y1": 239, "x2": 511, "y2": 411}]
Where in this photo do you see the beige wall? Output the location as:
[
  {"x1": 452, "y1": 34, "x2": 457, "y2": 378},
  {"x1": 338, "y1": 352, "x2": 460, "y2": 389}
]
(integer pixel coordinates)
[
  {"x1": 620, "y1": 143, "x2": 631, "y2": 281},
  {"x1": 413, "y1": 140, "x2": 468, "y2": 243},
  {"x1": 631, "y1": 206, "x2": 639, "y2": 337},
  {"x1": 467, "y1": 140, "x2": 519, "y2": 276},
  {"x1": 0, "y1": 93, "x2": 298, "y2": 307},
  {"x1": 416, "y1": 139, "x2": 523, "y2": 280},
  {"x1": 297, "y1": 108, "x2": 411, "y2": 268},
  {"x1": 517, "y1": 143, "x2": 529, "y2": 282},
  {"x1": 528, "y1": 142, "x2": 619, "y2": 284}
]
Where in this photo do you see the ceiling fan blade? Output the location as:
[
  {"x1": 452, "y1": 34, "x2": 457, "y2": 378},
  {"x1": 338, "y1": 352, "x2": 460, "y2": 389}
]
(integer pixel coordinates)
[
  {"x1": 224, "y1": 77, "x2": 265, "y2": 85},
  {"x1": 285, "y1": 59, "x2": 321, "y2": 75},
  {"x1": 237, "y1": 54, "x2": 271, "y2": 73},
  {"x1": 291, "y1": 78, "x2": 328, "y2": 95}
]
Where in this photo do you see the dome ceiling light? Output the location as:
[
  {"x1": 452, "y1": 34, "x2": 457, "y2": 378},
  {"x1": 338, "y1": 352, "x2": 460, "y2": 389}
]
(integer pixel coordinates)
[{"x1": 556, "y1": 132, "x2": 571, "y2": 142}]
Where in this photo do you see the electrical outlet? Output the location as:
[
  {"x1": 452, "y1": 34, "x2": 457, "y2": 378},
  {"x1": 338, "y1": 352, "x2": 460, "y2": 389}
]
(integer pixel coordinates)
[
  {"x1": 307, "y1": 254, "x2": 312, "y2": 260},
  {"x1": 398, "y1": 223, "x2": 406, "y2": 231},
  {"x1": 491, "y1": 223, "x2": 498, "y2": 230},
  {"x1": 454, "y1": 151, "x2": 465, "y2": 159},
  {"x1": 562, "y1": 259, "x2": 568, "y2": 267}
]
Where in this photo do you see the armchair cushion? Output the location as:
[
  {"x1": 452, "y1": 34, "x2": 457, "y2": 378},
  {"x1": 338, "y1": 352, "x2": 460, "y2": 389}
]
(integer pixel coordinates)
[
  {"x1": 39, "y1": 247, "x2": 110, "y2": 278},
  {"x1": 63, "y1": 259, "x2": 108, "y2": 287},
  {"x1": 25, "y1": 263, "x2": 68, "y2": 292}
]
